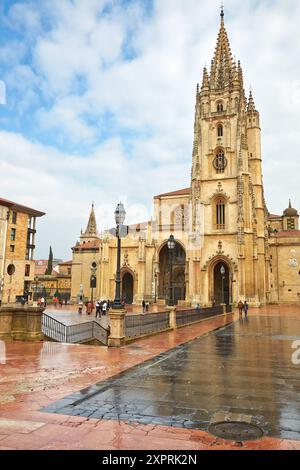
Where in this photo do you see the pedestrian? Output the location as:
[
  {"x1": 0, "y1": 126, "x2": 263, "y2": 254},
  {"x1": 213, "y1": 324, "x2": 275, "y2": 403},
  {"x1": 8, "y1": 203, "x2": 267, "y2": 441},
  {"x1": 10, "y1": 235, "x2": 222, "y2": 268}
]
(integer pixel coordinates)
[
  {"x1": 86, "y1": 300, "x2": 93, "y2": 315},
  {"x1": 238, "y1": 300, "x2": 244, "y2": 317},
  {"x1": 142, "y1": 300, "x2": 146, "y2": 313},
  {"x1": 244, "y1": 300, "x2": 249, "y2": 317},
  {"x1": 145, "y1": 301, "x2": 149, "y2": 313},
  {"x1": 102, "y1": 300, "x2": 107, "y2": 316},
  {"x1": 196, "y1": 303, "x2": 200, "y2": 312},
  {"x1": 41, "y1": 297, "x2": 45, "y2": 308},
  {"x1": 95, "y1": 300, "x2": 101, "y2": 318},
  {"x1": 78, "y1": 302, "x2": 83, "y2": 315}
]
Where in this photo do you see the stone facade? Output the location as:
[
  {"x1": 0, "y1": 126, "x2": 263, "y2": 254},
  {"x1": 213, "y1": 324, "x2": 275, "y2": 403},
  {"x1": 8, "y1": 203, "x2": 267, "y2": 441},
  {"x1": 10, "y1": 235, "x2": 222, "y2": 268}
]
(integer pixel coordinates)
[
  {"x1": 70, "y1": 11, "x2": 300, "y2": 307},
  {"x1": 0, "y1": 198, "x2": 45, "y2": 305}
]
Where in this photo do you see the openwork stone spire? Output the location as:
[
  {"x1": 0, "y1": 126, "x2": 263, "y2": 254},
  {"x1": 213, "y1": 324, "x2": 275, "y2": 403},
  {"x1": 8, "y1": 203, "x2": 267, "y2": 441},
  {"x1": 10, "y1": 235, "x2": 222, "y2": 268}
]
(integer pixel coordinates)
[
  {"x1": 209, "y1": 8, "x2": 235, "y2": 91},
  {"x1": 84, "y1": 203, "x2": 97, "y2": 236}
]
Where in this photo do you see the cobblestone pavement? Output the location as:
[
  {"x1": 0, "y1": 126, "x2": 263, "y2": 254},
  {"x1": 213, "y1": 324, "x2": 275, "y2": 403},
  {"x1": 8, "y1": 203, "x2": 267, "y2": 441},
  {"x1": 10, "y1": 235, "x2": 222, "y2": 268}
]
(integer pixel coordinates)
[{"x1": 0, "y1": 306, "x2": 300, "y2": 450}]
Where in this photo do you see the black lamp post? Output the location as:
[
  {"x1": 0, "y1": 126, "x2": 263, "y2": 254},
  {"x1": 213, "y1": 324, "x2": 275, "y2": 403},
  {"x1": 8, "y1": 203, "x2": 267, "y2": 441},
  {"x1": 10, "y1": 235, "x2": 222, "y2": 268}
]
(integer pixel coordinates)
[
  {"x1": 154, "y1": 270, "x2": 158, "y2": 304},
  {"x1": 220, "y1": 265, "x2": 225, "y2": 304},
  {"x1": 230, "y1": 272, "x2": 234, "y2": 305},
  {"x1": 113, "y1": 202, "x2": 126, "y2": 309},
  {"x1": 167, "y1": 235, "x2": 176, "y2": 306}
]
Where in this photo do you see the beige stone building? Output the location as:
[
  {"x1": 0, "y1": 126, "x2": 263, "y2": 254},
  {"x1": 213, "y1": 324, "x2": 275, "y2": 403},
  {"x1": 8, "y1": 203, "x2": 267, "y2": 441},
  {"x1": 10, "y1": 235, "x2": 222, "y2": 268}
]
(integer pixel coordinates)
[
  {"x1": 71, "y1": 11, "x2": 300, "y2": 307},
  {"x1": 35, "y1": 260, "x2": 72, "y2": 302},
  {"x1": 0, "y1": 197, "x2": 45, "y2": 305}
]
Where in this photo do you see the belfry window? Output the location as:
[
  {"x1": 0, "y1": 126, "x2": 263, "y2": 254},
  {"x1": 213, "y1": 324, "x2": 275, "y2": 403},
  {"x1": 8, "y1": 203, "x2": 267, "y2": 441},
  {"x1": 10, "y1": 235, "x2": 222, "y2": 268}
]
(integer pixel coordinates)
[
  {"x1": 216, "y1": 199, "x2": 226, "y2": 230},
  {"x1": 217, "y1": 102, "x2": 224, "y2": 113},
  {"x1": 287, "y1": 218, "x2": 295, "y2": 230},
  {"x1": 217, "y1": 125, "x2": 223, "y2": 137}
]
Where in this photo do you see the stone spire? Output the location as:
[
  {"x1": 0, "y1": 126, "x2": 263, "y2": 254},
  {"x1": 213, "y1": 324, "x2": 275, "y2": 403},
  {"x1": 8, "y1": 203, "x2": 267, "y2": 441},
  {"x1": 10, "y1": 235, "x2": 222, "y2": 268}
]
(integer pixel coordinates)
[
  {"x1": 84, "y1": 203, "x2": 97, "y2": 236},
  {"x1": 201, "y1": 67, "x2": 209, "y2": 90},
  {"x1": 209, "y1": 7, "x2": 235, "y2": 91},
  {"x1": 247, "y1": 90, "x2": 256, "y2": 112}
]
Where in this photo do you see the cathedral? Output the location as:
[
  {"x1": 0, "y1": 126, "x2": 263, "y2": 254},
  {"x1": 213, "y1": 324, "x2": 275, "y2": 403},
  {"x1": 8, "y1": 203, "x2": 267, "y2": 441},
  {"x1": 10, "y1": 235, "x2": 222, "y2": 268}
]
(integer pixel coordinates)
[{"x1": 71, "y1": 9, "x2": 300, "y2": 308}]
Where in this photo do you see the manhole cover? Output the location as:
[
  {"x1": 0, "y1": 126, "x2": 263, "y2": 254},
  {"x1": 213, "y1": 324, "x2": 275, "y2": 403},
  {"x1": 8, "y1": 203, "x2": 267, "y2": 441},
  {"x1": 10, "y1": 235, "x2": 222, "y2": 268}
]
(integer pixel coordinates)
[{"x1": 208, "y1": 421, "x2": 263, "y2": 441}]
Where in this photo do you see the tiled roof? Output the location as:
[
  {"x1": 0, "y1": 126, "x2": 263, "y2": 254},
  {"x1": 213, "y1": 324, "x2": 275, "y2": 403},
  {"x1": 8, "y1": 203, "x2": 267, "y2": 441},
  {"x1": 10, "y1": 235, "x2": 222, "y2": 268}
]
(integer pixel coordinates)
[
  {"x1": 58, "y1": 260, "x2": 72, "y2": 266},
  {"x1": 0, "y1": 196, "x2": 45, "y2": 217},
  {"x1": 73, "y1": 240, "x2": 100, "y2": 251},
  {"x1": 273, "y1": 230, "x2": 300, "y2": 237},
  {"x1": 268, "y1": 214, "x2": 282, "y2": 219},
  {"x1": 154, "y1": 188, "x2": 191, "y2": 199}
]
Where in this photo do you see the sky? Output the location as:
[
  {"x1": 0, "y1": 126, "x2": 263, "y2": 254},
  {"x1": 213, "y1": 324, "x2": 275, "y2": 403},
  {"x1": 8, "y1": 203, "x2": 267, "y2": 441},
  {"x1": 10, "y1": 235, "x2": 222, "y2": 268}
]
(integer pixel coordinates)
[{"x1": 0, "y1": 0, "x2": 299, "y2": 260}]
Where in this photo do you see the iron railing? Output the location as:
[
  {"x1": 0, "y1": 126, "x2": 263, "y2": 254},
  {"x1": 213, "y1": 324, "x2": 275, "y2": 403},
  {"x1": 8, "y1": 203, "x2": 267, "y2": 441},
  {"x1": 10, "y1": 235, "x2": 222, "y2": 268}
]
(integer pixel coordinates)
[
  {"x1": 176, "y1": 306, "x2": 223, "y2": 327},
  {"x1": 125, "y1": 312, "x2": 170, "y2": 339},
  {"x1": 42, "y1": 314, "x2": 108, "y2": 345}
]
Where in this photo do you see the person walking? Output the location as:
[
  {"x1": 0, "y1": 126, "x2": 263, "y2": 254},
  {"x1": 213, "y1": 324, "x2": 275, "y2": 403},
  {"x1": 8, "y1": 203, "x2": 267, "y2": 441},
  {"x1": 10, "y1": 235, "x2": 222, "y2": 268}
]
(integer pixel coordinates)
[
  {"x1": 142, "y1": 300, "x2": 146, "y2": 313},
  {"x1": 86, "y1": 300, "x2": 93, "y2": 315},
  {"x1": 78, "y1": 302, "x2": 83, "y2": 315},
  {"x1": 238, "y1": 300, "x2": 244, "y2": 317},
  {"x1": 244, "y1": 300, "x2": 249, "y2": 317},
  {"x1": 95, "y1": 300, "x2": 101, "y2": 318},
  {"x1": 145, "y1": 301, "x2": 149, "y2": 313},
  {"x1": 102, "y1": 300, "x2": 107, "y2": 316}
]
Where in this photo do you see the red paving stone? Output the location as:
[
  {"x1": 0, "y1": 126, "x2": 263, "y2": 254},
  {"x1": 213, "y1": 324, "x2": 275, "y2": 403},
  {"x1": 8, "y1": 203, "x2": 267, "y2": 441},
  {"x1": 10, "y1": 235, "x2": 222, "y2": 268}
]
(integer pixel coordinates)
[{"x1": 0, "y1": 306, "x2": 300, "y2": 450}]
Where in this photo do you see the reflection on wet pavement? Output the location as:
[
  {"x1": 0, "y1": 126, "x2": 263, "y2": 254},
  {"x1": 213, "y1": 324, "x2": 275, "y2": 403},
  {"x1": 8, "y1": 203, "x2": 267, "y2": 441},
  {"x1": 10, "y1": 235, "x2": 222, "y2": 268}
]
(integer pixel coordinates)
[{"x1": 43, "y1": 316, "x2": 300, "y2": 441}]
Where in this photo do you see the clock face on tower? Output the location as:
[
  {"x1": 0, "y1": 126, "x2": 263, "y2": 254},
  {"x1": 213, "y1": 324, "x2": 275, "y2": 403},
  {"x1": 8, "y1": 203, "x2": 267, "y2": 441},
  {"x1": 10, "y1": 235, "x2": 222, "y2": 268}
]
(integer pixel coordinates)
[{"x1": 213, "y1": 150, "x2": 227, "y2": 173}]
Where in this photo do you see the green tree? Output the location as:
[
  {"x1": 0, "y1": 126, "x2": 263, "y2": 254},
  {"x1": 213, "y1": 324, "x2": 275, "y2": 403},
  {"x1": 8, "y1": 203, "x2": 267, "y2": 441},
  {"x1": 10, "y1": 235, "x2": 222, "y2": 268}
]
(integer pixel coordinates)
[{"x1": 45, "y1": 246, "x2": 53, "y2": 275}]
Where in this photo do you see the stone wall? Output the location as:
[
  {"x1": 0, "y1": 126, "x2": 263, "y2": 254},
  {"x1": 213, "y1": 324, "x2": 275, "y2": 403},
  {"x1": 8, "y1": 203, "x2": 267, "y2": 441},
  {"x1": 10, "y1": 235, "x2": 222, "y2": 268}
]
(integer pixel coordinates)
[{"x1": 0, "y1": 305, "x2": 44, "y2": 341}]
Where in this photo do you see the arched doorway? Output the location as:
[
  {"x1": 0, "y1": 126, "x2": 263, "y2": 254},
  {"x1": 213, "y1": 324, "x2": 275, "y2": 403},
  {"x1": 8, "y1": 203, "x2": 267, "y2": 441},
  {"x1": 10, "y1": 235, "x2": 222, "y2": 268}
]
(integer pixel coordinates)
[
  {"x1": 158, "y1": 241, "x2": 186, "y2": 305},
  {"x1": 213, "y1": 262, "x2": 230, "y2": 305},
  {"x1": 122, "y1": 272, "x2": 134, "y2": 304}
]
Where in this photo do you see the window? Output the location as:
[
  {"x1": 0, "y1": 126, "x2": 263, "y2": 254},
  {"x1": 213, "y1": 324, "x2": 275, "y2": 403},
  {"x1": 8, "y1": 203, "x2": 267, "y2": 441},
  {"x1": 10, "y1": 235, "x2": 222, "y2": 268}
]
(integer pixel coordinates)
[
  {"x1": 217, "y1": 125, "x2": 223, "y2": 137},
  {"x1": 7, "y1": 264, "x2": 15, "y2": 275},
  {"x1": 217, "y1": 102, "x2": 224, "y2": 113},
  {"x1": 12, "y1": 211, "x2": 17, "y2": 224},
  {"x1": 10, "y1": 245, "x2": 15, "y2": 253},
  {"x1": 287, "y1": 218, "x2": 295, "y2": 230},
  {"x1": 25, "y1": 264, "x2": 30, "y2": 277},
  {"x1": 11, "y1": 228, "x2": 16, "y2": 241},
  {"x1": 68, "y1": 268, "x2": 71, "y2": 276},
  {"x1": 213, "y1": 150, "x2": 227, "y2": 174},
  {"x1": 216, "y1": 199, "x2": 226, "y2": 230}
]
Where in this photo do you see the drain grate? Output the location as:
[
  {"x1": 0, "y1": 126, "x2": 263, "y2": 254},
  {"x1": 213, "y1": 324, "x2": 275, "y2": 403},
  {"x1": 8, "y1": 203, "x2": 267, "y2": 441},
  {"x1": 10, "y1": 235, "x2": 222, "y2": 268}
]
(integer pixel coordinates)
[{"x1": 208, "y1": 421, "x2": 264, "y2": 441}]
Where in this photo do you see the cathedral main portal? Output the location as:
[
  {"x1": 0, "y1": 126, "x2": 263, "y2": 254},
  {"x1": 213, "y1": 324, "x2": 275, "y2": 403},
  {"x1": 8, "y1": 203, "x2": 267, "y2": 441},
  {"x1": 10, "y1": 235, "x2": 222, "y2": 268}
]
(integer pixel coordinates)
[
  {"x1": 213, "y1": 262, "x2": 230, "y2": 305},
  {"x1": 158, "y1": 242, "x2": 186, "y2": 305}
]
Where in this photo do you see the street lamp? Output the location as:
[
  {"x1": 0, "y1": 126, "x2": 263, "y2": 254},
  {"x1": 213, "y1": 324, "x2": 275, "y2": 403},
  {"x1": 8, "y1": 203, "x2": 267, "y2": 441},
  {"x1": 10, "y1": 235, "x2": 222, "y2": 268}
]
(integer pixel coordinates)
[
  {"x1": 167, "y1": 235, "x2": 176, "y2": 306},
  {"x1": 113, "y1": 202, "x2": 126, "y2": 309},
  {"x1": 229, "y1": 272, "x2": 234, "y2": 305},
  {"x1": 154, "y1": 270, "x2": 158, "y2": 304},
  {"x1": 90, "y1": 261, "x2": 97, "y2": 304},
  {"x1": 220, "y1": 265, "x2": 226, "y2": 304}
]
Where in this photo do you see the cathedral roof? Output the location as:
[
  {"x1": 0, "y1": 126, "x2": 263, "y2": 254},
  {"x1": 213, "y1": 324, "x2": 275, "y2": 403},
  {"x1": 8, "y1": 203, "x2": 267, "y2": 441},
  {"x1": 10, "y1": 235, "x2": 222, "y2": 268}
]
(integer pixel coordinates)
[
  {"x1": 274, "y1": 230, "x2": 300, "y2": 237},
  {"x1": 72, "y1": 239, "x2": 100, "y2": 252},
  {"x1": 154, "y1": 188, "x2": 191, "y2": 199}
]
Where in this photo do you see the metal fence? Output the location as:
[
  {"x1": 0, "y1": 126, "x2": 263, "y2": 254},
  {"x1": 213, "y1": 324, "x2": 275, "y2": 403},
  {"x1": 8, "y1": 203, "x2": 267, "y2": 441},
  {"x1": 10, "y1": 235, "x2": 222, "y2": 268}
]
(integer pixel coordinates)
[
  {"x1": 42, "y1": 314, "x2": 108, "y2": 345},
  {"x1": 176, "y1": 306, "x2": 223, "y2": 327},
  {"x1": 125, "y1": 312, "x2": 170, "y2": 339}
]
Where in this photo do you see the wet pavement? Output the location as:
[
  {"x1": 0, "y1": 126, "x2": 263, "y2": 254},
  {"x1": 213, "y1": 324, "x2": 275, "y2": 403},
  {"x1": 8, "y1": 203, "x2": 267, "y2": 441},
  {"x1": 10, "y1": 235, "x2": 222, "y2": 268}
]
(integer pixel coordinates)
[
  {"x1": 0, "y1": 306, "x2": 300, "y2": 450},
  {"x1": 42, "y1": 315, "x2": 300, "y2": 442},
  {"x1": 45, "y1": 309, "x2": 110, "y2": 330}
]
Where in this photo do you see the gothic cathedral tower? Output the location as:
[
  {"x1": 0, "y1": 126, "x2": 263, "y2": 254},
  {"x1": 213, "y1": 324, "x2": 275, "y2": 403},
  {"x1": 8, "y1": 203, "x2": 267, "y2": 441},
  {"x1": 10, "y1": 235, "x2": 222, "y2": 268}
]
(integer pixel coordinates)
[{"x1": 190, "y1": 9, "x2": 270, "y2": 306}]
